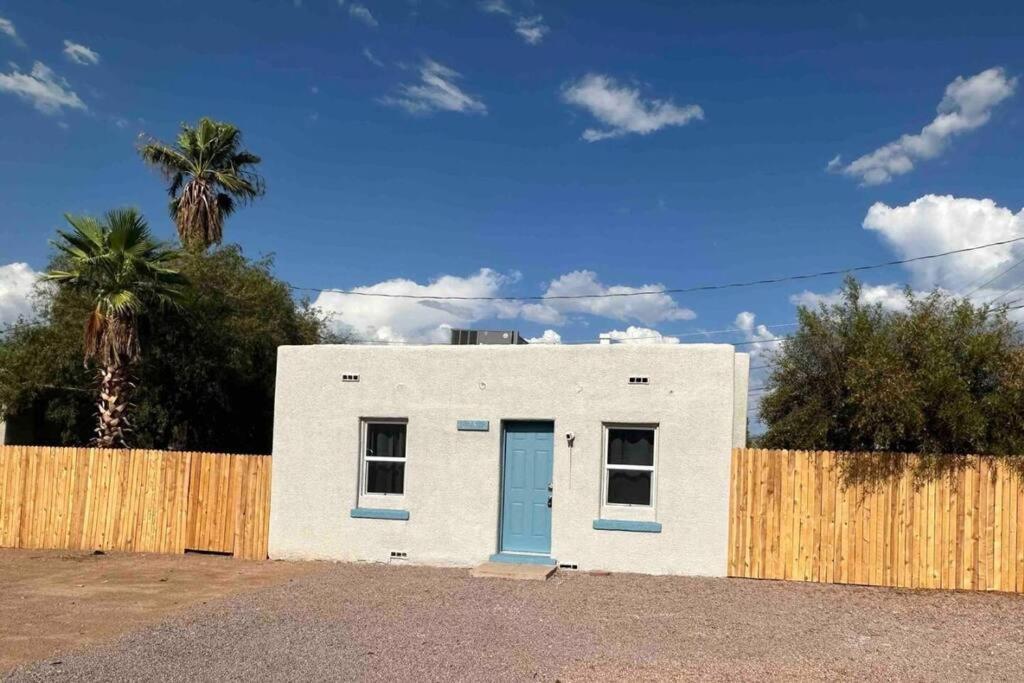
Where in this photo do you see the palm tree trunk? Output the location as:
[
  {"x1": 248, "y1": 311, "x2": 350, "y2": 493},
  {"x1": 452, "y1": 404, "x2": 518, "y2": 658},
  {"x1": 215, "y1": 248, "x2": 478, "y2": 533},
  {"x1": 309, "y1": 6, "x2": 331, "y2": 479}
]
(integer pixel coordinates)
[{"x1": 93, "y1": 362, "x2": 132, "y2": 448}]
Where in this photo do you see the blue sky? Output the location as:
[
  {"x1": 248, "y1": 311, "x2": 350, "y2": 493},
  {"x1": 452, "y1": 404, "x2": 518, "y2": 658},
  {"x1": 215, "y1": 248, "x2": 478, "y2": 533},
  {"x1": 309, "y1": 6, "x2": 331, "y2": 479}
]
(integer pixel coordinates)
[{"x1": 1, "y1": 1, "x2": 1023, "y2": 372}]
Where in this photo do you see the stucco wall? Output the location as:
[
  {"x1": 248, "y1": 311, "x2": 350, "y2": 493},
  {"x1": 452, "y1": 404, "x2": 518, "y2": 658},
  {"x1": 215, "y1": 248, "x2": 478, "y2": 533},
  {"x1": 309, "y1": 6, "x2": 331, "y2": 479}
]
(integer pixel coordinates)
[
  {"x1": 270, "y1": 344, "x2": 748, "y2": 576},
  {"x1": 732, "y1": 352, "x2": 750, "y2": 449}
]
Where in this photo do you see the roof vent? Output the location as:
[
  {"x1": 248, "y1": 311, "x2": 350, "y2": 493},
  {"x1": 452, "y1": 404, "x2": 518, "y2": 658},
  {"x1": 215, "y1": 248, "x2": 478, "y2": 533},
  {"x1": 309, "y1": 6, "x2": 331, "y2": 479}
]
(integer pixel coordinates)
[{"x1": 628, "y1": 376, "x2": 650, "y2": 385}]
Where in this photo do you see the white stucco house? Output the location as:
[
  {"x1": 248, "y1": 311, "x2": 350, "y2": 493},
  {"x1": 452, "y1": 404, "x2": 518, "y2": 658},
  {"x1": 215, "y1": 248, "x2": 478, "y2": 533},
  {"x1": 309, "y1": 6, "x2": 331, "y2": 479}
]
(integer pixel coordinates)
[{"x1": 269, "y1": 333, "x2": 749, "y2": 576}]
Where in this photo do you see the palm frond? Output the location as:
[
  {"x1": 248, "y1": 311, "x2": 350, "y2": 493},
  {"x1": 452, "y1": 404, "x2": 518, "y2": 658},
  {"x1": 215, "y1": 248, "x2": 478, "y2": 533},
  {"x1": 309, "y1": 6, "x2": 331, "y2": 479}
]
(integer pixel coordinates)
[
  {"x1": 138, "y1": 141, "x2": 194, "y2": 181},
  {"x1": 231, "y1": 151, "x2": 261, "y2": 166},
  {"x1": 137, "y1": 117, "x2": 264, "y2": 249},
  {"x1": 168, "y1": 172, "x2": 185, "y2": 198},
  {"x1": 47, "y1": 208, "x2": 186, "y2": 365},
  {"x1": 217, "y1": 193, "x2": 236, "y2": 219}
]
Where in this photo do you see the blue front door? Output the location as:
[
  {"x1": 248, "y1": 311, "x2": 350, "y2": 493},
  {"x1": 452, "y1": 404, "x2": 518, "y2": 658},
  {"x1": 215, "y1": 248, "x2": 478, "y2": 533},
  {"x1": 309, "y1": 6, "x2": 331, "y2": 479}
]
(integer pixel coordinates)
[{"x1": 500, "y1": 422, "x2": 554, "y2": 555}]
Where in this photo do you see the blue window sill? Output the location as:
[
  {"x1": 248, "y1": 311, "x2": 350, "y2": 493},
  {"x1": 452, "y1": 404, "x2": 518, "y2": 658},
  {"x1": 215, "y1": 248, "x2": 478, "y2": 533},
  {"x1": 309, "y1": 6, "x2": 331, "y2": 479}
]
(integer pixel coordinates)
[
  {"x1": 593, "y1": 519, "x2": 662, "y2": 533},
  {"x1": 350, "y1": 507, "x2": 410, "y2": 521}
]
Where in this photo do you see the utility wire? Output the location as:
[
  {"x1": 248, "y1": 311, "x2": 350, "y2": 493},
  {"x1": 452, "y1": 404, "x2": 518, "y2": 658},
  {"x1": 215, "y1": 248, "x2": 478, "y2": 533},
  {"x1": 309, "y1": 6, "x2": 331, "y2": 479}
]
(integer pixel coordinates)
[
  {"x1": 965, "y1": 255, "x2": 1024, "y2": 298},
  {"x1": 988, "y1": 280, "x2": 1024, "y2": 306},
  {"x1": 639, "y1": 322, "x2": 799, "y2": 339},
  {"x1": 287, "y1": 234, "x2": 1024, "y2": 302}
]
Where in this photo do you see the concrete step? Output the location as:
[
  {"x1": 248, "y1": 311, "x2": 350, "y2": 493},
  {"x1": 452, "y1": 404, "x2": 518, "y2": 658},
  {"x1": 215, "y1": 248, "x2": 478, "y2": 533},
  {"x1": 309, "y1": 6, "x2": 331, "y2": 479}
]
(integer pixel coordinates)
[{"x1": 470, "y1": 561, "x2": 557, "y2": 581}]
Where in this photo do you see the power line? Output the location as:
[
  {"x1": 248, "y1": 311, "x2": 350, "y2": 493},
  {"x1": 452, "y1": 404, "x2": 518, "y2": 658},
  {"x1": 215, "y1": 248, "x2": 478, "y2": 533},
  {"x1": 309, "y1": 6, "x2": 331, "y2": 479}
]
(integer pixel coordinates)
[
  {"x1": 641, "y1": 322, "x2": 799, "y2": 339},
  {"x1": 287, "y1": 234, "x2": 1024, "y2": 302},
  {"x1": 965, "y1": 255, "x2": 1024, "y2": 298},
  {"x1": 988, "y1": 280, "x2": 1024, "y2": 306},
  {"x1": 731, "y1": 337, "x2": 789, "y2": 347}
]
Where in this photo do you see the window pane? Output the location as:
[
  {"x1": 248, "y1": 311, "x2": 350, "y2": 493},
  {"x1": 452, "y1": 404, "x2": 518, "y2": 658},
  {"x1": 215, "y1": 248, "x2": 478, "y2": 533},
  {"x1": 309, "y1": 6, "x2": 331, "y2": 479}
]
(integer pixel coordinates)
[
  {"x1": 366, "y1": 461, "x2": 405, "y2": 495},
  {"x1": 607, "y1": 469, "x2": 652, "y2": 505},
  {"x1": 607, "y1": 429, "x2": 654, "y2": 466},
  {"x1": 367, "y1": 423, "x2": 406, "y2": 459}
]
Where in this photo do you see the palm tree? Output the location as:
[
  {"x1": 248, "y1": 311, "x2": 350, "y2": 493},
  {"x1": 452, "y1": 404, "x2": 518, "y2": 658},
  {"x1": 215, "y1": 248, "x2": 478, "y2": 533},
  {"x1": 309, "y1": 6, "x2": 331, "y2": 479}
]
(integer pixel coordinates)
[
  {"x1": 138, "y1": 117, "x2": 265, "y2": 250},
  {"x1": 45, "y1": 209, "x2": 185, "y2": 447}
]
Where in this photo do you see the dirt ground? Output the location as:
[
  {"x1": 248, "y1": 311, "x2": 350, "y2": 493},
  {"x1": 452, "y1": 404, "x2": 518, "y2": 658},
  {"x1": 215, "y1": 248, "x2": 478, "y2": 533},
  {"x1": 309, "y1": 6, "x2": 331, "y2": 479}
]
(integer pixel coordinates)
[
  {"x1": 0, "y1": 548, "x2": 318, "y2": 672},
  {"x1": 5, "y1": 549, "x2": 1024, "y2": 681}
]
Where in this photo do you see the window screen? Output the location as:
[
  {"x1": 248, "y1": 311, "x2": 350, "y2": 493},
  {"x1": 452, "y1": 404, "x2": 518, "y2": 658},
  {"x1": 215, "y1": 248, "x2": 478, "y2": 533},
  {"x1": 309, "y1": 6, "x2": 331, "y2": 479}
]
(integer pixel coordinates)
[
  {"x1": 605, "y1": 427, "x2": 655, "y2": 506},
  {"x1": 364, "y1": 422, "x2": 406, "y2": 495}
]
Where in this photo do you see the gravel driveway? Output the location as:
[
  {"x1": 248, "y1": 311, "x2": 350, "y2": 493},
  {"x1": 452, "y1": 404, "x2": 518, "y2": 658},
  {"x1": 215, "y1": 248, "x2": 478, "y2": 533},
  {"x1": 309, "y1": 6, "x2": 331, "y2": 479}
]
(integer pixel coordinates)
[{"x1": 7, "y1": 558, "x2": 1024, "y2": 681}]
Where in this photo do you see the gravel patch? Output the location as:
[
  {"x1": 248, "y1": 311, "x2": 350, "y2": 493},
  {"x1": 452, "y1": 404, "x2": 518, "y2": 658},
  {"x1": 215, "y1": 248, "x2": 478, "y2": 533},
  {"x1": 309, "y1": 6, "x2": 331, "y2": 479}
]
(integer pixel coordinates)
[
  {"x1": 0, "y1": 549, "x2": 315, "y2": 672},
  {"x1": 7, "y1": 561, "x2": 1024, "y2": 681}
]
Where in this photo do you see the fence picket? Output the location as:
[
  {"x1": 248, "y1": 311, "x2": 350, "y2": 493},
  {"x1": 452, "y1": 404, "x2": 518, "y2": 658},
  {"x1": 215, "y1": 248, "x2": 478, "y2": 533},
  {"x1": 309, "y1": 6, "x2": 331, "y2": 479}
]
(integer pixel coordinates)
[
  {"x1": 728, "y1": 448, "x2": 1024, "y2": 593},
  {"x1": 0, "y1": 446, "x2": 270, "y2": 560}
]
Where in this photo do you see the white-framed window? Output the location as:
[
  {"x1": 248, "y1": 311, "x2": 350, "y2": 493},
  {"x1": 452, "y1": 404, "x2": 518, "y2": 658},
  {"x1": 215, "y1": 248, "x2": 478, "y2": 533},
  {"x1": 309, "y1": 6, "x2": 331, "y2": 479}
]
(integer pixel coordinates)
[
  {"x1": 361, "y1": 419, "x2": 407, "y2": 496},
  {"x1": 603, "y1": 424, "x2": 657, "y2": 507}
]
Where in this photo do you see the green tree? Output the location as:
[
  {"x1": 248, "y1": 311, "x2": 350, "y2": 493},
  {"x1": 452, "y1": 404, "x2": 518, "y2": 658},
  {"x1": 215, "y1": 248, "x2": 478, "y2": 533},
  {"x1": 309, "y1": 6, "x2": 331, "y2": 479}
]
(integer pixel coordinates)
[
  {"x1": 139, "y1": 118, "x2": 265, "y2": 250},
  {"x1": 758, "y1": 277, "x2": 1024, "y2": 456},
  {"x1": 1, "y1": 245, "x2": 338, "y2": 453},
  {"x1": 44, "y1": 210, "x2": 185, "y2": 447}
]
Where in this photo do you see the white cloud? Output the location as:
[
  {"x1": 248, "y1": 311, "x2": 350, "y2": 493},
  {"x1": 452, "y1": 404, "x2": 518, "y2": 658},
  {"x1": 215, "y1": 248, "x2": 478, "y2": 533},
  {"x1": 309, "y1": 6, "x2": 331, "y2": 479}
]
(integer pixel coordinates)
[
  {"x1": 0, "y1": 263, "x2": 38, "y2": 327},
  {"x1": 0, "y1": 61, "x2": 86, "y2": 114},
  {"x1": 479, "y1": 2, "x2": 549, "y2": 45},
  {"x1": 348, "y1": 3, "x2": 378, "y2": 27},
  {"x1": 62, "y1": 40, "x2": 100, "y2": 66},
  {"x1": 362, "y1": 47, "x2": 384, "y2": 67},
  {"x1": 519, "y1": 302, "x2": 565, "y2": 325},
  {"x1": 528, "y1": 270, "x2": 695, "y2": 325},
  {"x1": 863, "y1": 194, "x2": 1024, "y2": 291},
  {"x1": 0, "y1": 16, "x2": 21, "y2": 45},
  {"x1": 311, "y1": 268, "x2": 698, "y2": 342},
  {"x1": 789, "y1": 285, "x2": 912, "y2": 313},
  {"x1": 479, "y1": 0, "x2": 512, "y2": 15},
  {"x1": 733, "y1": 311, "x2": 787, "y2": 365},
  {"x1": 600, "y1": 326, "x2": 679, "y2": 345},
  {"x1": 789, "y1": 194, "x2": 1024, "y2": 323},
  {"x1": 830, "y1": 67, "x2": 1017, "y2": 185},
  {"x1": 380, "y1": 59, "x2": 486, "y2": 115},
  {"x1": 527, "y1": 329, "x2": 561, "y2": 344},
  {"x1": 562, "y1": 73, "x2": 703, "y2": 142},
  {"x1": 514, "y1": 15, "x2": 549, "y2": 45},
  {"x1": 312, "y1": 269, "x2": 523, "y2": 342},
  {"x1": 734, "y1": 312, "x2": 776, "y2": 340}
]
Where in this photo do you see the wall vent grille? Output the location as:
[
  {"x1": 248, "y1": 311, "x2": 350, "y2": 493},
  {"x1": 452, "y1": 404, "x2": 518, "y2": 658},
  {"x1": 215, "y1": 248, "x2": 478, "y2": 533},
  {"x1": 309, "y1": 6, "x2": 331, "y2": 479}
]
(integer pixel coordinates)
[
  {"x1": 628, "y1": 376, "x2": 650, "y2": 385},
  {"x1": 558, "y1": 563, "x2": 579, "y2": 570},
  {"x1": 390, "y1": 551, "x2": 407, "y2": 559},
  {"x1": 342, "y1": 374, "x2": 360, "y2": 382}
]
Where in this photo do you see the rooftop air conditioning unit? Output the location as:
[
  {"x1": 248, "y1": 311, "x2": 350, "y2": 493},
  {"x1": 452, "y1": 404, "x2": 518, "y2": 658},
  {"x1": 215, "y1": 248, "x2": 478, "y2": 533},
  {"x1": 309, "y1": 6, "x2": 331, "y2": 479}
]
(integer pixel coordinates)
[{"x1": 449, "y1": 329, "x2": 528, "y2": 345}]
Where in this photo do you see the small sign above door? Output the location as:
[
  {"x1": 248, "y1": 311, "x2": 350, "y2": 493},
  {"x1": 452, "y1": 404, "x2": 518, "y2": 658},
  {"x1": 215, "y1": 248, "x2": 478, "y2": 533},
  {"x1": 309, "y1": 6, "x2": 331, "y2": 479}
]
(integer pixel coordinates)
[{"x1": 457, "y1": 420, "x2": 490, "y2": 432}]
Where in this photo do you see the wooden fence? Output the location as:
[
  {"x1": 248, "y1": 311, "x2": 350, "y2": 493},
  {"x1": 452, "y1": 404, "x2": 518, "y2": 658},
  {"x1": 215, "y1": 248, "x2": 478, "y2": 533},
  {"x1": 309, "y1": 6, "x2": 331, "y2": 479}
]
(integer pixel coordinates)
[
  {"x1": 0, "y1": 445, "x2": 270, "y2": 560},
  {"x1": 728, "y1": 448, "x2": 1024, "y2": 592}
]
